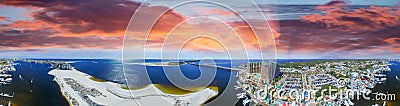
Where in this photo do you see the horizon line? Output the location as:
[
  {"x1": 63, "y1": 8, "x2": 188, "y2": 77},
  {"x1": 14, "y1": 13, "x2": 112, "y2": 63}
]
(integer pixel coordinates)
[{"x1": 1, "y1": 58, "x2": 399, "y2": 60}]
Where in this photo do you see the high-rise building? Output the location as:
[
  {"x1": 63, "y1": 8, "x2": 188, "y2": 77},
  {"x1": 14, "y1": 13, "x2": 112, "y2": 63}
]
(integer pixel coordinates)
[
  {"x1": 247, "y1": 62, "x2": 262, "y2": 73},
  {"x1": 247, "y1": 62, "x2": 280, "y2": 85}
]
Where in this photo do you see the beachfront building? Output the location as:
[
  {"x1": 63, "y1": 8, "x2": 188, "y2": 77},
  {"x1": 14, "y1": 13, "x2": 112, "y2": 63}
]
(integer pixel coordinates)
[
  {"x1": 247, "y1": 62, "x2": 263, "y2": 73},
  {"x1": 247, "y1": 62, "x2": 280, "y2": 84},
  {"x1": 58, "y1": 63, "x2": 72, "y2": 70}
]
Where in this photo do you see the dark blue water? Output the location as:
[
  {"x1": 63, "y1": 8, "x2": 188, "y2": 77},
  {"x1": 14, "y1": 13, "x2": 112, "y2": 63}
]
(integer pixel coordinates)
[{"x1": 5, "y1": 61, "x2": 69, "y2": 106}]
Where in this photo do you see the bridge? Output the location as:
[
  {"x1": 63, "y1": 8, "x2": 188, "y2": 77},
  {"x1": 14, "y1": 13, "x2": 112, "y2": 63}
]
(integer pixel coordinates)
[{"x1": 190, "y1": 64, "x2": 244, "y2": 71}]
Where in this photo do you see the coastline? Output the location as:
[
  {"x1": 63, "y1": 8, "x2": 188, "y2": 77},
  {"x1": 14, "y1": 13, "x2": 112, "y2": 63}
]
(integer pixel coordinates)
[
  {"x1": 48, "y1": 68, "x2": 219, "y2": 106},
  {"x1": 53, "y1": 75, "x2": 73, "y2": 106}
]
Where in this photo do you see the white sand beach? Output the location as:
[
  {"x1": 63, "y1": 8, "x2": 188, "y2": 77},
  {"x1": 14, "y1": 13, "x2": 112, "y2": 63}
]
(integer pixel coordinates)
[{"x1": 48, "y1": 68, "x2": 218, "y2": 106}]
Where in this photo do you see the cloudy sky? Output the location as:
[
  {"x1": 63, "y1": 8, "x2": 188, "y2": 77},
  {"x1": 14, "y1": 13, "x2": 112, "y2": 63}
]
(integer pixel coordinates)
[{"x1": 0, "y1": 0, "x2": 399, "y2": 59}]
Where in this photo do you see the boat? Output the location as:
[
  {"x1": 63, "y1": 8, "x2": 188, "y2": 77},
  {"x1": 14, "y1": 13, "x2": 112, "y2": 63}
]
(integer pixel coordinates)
[
  {"x1": 236, "y1": 93, "x2": 246, "y2": 99},
  {"x1": 236, "y1": 72, "x2": 239, "y2": 78},
  {"x1": 0, "y1": 92, "x2": 13, "y2": 98},
  {"x1": 374, "y1": 74, "x2": 386, "y2": 77},
  {"x1": 0, "y1": 74, "x2": 11, "y2": 77},
  {"x1": 242, "y1": 98, "x2": 251, "y2": 106},
  {"x1": 19, "y1": 75, "x2": 24, "y2": 81},
  {"x1": 367, "y1": 84, "x2": 374, "y2": 89},
  {"x1": 48, "y1": 64, "x2": 55, "y2": 68},
  {"x1": 385, "y1": 67, "x2": 391, "y2": 71},
  {"x1": 234, "y1": 86, "x2": 241, "y2": 90},
  {"x1": 0, "y1": 82, "x2": 10, "y2": 85},
  {"x1": 396, "y1": 76, "x2": 399, "y2": 80},
  {"x1": 0, "y1": 78, "x2": 12, "y2": 82}
]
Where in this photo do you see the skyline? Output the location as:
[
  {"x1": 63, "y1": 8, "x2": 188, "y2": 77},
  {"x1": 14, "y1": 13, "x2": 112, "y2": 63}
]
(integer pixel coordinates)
[{"x1": 0, "y1": 0, "x2": 400, "y2": 59}]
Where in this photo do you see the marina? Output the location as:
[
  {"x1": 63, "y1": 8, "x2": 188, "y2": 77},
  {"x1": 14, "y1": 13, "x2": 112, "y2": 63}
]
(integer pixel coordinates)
[
  {"x1": 236, "y1": 59, "x2": 397, "y2": 106},
  {"x1": 0, "y1": 59, "x2": 15, "y2": 106},
  {"x1": 0, "y1": 92, "x2": 14, "y2": 98}
]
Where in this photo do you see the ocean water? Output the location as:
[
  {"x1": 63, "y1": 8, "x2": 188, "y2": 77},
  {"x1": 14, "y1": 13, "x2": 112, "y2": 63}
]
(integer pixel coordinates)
[
  {"x1": 3, "y1": 61, "x2": 69, "y2": 106},
  {"x1": 1, "y1": 59, "x2": 244, "y2": 106},
  {"x1": 1, "y1": 59, "x2": 399, "y2": 106}
]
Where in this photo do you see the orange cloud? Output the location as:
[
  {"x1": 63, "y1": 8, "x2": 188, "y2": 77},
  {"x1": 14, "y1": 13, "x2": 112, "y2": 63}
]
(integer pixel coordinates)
[
  {"x1": 302, "y1": 1, "x2": 400, "y2": 32},
  {"x1": 0, "y1": 0, "x2": 188, "y2": 51},
  {"x1": 382, "y1": 37, "x2": 400, "y2": 52},
  {"x1": 182, "y1": 37, "x2": 225, "y2": 52},
  {"x1": 0, "y1": 16, "x2": 8, "y2": 21},
  {"x1": 390, "y1": 47, "x2": 400, "y2": 52},
  {"x1": 2, "y1": 0, "x2": 280, "y2": 54},
  {"x1": 383, "y1": 37, "x2": 400, "y2": 44},
  {"x1": 145, "y1": 18, "x2": 278, "y2": 52}
]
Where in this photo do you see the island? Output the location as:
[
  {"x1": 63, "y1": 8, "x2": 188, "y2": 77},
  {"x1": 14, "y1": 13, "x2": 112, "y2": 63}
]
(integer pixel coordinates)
[{"x1": 48, "y1": 67, "x2": 218, "y2": 106}]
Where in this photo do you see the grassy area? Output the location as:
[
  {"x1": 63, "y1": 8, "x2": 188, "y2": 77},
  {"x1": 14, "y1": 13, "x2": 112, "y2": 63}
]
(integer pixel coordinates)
[
  {"x1": 154, "y1": 84, "x2": 218, "y2": 95},
  {"x1": 358, "y1": 64, "x2": 374, "y2": 71},
  {"x1": 280, "y1": 60, "x2": 335, "y2": 69},
  {"x1": 327, "y1": 71, "x2": 348, "y2": 78},
  {"x1": 89, "y1": 76, "x2": 108, "y2": 82},
  {"x1": 207, "y1": 86, "x2": 219, "y2": 92},
  {"x1": 280, "y1": 59, "x2": 380, "y2": 69},
  {"x1": 120, "y1": 84, "x2": 150, "y2": 90},
  {"x1": 0, "y1": 60, "x2": 5, "y2": 64},
  {"x1": 120, "y1": 84, "x2": 219, "y2": 95},
  {"x1": 273, "y1": 75, "x2": 283, "y2": 84},
  {"x1": 88, "y1": 75, "x2": 219, "y2": 96}
]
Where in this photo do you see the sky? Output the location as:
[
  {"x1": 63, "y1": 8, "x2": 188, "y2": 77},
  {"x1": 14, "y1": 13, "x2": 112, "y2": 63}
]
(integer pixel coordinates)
[{"x1": 0, "y1": 0, "x2": 399, "y2": 59}]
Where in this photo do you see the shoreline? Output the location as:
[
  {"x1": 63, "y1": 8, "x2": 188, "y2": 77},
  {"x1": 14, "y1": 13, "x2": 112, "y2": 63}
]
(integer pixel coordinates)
[
  {"x1": 48, "y1": 68, "x2": 219, "y2": 106},
  {"x1": 53, "y1": 75, "x2": 73, "y2": 106}
]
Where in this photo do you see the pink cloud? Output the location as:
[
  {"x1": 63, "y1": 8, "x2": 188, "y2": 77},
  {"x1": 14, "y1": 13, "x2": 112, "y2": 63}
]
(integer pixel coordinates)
[
  {"x1": 383, "y1": 37, "x2": 400, "y2": 44},
  {"x1": 301, "y1": 1, "x2": 400, "y2": 32}
]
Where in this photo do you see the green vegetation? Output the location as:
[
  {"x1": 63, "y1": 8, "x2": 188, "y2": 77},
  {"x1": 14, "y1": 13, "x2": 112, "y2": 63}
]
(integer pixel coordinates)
[
  {"x1": 280, "y1": 59, "x2": 380, "y2": 69},
  {"x1": 358, "y1": 64, "x2": 373, "y2": 71},
  {"x1": 89, "y1": 76, "x2": 108, "y2": 82},
  {"x1": 282, "y1": 72, "x2": 301, "y2": 75},
  {"x1": 0, "y1": 60, "x2": 6, "y2": 64},
  {"x1": 327, "y1": 71, "x2": 347, "y2": 78},
  {"x1": 273, "y1": 76, "x2": 283, "y2": 84},
  {"x1": 120, "y1": 85, "x2": 150, "y2": 90},
  {"x1": 119, "y1": 84, "x2": 219, "y2": 95},
  {"x1": 280, "y1": 60, "x2": 336, "y2": 69},
  {"x1": 154, "y1": 84, "x2": 218, "y2": 95}
]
